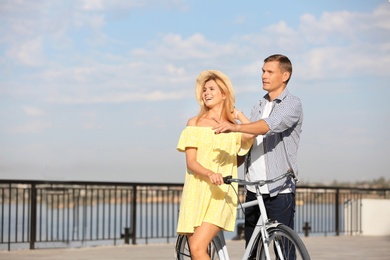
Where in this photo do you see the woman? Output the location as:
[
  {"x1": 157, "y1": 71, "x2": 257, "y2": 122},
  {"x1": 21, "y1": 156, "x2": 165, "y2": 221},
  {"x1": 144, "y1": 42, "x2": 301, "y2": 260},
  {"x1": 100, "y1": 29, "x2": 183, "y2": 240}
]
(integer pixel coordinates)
[{"x1": 176, "y1": 70, "x2": 254, "y2": 260}]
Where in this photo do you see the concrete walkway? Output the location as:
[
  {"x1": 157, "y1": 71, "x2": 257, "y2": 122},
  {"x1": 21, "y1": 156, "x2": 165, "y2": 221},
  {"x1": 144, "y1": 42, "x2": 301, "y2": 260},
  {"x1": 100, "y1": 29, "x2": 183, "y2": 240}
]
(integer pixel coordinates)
[{"x1": 0, "y1": 236, "x2": 389, "y2": 259}]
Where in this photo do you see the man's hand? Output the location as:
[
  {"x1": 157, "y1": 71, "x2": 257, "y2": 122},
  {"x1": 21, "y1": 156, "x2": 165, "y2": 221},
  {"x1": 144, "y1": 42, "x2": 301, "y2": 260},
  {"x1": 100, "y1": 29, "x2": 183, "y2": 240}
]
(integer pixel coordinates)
[{"x1": 212, "y1": 121, "x2": 237, "y2": 134}]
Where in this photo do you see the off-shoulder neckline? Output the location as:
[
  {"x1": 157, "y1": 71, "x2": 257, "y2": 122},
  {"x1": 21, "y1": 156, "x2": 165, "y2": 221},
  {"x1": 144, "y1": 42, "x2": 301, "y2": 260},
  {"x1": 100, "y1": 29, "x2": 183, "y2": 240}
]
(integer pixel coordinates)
[{"x1": 185, "y1": 126, "x2": 213, "y2": 129}]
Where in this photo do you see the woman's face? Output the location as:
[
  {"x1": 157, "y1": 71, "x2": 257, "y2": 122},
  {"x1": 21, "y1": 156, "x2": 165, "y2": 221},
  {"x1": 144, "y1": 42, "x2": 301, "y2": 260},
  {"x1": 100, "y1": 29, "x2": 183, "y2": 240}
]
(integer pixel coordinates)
[{"x1": 202, "y1": 79, "x2": 226, "y2": 108}]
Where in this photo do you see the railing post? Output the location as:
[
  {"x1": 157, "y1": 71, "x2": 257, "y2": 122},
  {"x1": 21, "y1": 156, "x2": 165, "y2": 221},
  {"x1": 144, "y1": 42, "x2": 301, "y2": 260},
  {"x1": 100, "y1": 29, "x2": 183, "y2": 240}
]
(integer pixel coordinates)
[
  {"x1": 29, "y1": 184, "x2": 37, "y2": 249},
  {"x1": 131, "y1": 185, "x2": 137, "y2": 245},
  {"x1": 303, "y1": 222, "x2": 311, "y2": 237},
  {"x1": 121, "y1": 227, "x2": 132, "y2": 244},
  {"x1": 232, "y1": 223, "x2": 245, "y2": 240},
  {"x1": 8, "y1": 184, "x2": 11, "y2": 251},
  {"x1": 335, "y1": 188, "x2": 340, "y2": 236}
]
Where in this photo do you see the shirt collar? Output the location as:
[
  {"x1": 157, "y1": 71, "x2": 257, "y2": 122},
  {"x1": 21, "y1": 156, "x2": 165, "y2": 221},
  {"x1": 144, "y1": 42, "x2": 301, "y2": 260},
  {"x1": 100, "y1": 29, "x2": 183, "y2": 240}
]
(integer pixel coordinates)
[{"x1": 263, "y1": 88, "x2": 289, "y2": 103}]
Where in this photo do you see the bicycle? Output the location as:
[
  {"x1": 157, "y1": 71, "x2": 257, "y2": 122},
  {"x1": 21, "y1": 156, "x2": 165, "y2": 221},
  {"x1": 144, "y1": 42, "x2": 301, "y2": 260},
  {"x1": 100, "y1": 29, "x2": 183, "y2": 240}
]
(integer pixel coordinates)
[{"x1": 175, "y1": 172, "x2": 311, "y2": 260}]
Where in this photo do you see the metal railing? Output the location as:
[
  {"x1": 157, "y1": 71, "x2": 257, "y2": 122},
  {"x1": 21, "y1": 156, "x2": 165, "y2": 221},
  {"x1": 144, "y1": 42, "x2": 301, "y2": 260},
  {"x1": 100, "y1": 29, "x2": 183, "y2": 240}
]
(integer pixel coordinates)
[{"x1": 1, "y1": 179, "x2": 389, "y2": 251}]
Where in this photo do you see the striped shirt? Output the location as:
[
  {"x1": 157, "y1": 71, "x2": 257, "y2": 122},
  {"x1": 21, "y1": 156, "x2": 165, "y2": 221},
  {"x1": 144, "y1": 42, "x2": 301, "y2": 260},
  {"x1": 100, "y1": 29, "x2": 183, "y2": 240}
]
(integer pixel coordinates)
[{"x1": 245, "y1": 88, "x2": 303, "y2": 197}]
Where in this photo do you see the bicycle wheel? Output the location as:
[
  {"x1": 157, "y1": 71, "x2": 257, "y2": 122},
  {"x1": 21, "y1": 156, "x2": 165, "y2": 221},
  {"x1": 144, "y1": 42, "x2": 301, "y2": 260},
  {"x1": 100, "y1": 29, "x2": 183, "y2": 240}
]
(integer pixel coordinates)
[
  {"x1": 175, "y1": 234, "x2": 221, "y2": 260},
  {"x1": 256, "y1": 225, "x2": 310, "y2": 260}
]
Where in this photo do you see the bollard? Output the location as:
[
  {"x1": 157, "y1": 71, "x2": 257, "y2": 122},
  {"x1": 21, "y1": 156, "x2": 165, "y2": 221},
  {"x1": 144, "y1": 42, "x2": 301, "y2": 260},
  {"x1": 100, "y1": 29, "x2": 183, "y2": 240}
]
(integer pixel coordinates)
[
  {"x1": 303, "y1": 222, "x2": 311, "y2": 237},
  {"x1": 121, "y1": 227, "x2": 132, "y2": 244},
  {"x1": 232, "y1": 223, "x2": 245, "y2": 240}
]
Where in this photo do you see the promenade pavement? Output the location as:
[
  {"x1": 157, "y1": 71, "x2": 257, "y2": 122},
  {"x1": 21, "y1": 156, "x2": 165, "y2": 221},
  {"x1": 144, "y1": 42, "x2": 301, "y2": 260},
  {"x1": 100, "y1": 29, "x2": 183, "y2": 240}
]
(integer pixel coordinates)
[{"x1": 1, "y1": 235, "x2": 389, "y2": 259}]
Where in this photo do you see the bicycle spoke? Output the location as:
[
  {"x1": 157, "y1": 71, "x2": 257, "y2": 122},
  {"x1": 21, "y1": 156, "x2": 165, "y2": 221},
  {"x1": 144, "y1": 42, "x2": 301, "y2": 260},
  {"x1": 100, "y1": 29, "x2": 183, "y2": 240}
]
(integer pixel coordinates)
[
  {"x1": 176, "y1": 234, "x2": 222, "y2": 260},
  {"x1": 256, "y1": 225, "x2": 310, "y2": 260}
]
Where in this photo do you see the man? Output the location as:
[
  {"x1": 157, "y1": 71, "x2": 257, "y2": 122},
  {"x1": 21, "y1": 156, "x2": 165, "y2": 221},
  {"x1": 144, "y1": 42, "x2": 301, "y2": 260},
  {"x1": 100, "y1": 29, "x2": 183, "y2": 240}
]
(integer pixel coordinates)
[{"x1": 213, "y1": 54, "x2": 303, "y2": 250}]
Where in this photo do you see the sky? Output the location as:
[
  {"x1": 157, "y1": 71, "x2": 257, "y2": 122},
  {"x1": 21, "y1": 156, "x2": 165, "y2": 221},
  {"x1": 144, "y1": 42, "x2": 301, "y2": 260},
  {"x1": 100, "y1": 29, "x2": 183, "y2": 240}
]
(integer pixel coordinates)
[{"x1": 1, "y1": 0, "x2": 389, "y2": 184}]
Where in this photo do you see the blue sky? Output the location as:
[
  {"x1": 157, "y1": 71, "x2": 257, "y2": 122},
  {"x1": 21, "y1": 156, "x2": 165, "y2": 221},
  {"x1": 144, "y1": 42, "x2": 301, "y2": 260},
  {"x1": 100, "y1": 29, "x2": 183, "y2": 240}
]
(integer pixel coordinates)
[{"x1": 1, "y1": 0, "x2": 389, "y2": 184}]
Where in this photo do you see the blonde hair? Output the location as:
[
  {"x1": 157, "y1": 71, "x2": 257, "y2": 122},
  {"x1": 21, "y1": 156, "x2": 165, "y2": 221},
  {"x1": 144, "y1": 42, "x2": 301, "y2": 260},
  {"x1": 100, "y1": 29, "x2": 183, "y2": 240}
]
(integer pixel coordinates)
[{"x1": 196, "y1": 73, "x2": 236, "y2": 124}]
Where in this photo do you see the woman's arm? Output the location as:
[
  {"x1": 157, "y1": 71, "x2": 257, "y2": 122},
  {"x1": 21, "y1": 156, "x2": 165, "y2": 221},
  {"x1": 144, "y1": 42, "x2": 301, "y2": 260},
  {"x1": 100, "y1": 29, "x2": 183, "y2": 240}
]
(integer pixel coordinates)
[
  {"x1": 185, "y1": 147, "x2": 224, "y2": 186},
  {"x1": 233, "y1": 108, "x2": 257, "y2": 142},
  {"x1": 234, "y1": 109, "x2": 254, "y2": 167}
]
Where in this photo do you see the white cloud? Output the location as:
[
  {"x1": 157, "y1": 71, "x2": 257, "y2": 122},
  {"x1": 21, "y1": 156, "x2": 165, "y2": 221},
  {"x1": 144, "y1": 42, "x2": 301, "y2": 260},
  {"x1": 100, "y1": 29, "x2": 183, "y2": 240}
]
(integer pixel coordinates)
[
  {"x1": 166, "y1": 64, "x2": 185, "y2": 76},
  {"x1": 290, "y1": 4, "x2": 390, "y2": 80},
  {"x1": 149, "y1": 33, "x2": 239, "y2": 63},
  {"x1": 22, "y1": 106, "x2": 45, "y2": 116},
  {"x1": 3, "y1": 1, "x2": 389, "y2": 104},
  {"x1": 1, "y1": 0, "x2": 108, "y2": 60},
  {"x1": 266, "y1": 20, "x2": 295, "y2": 35},
  {"x1": 233, "y1": 15, "x2": 247, "y2": 25},
  {"x1": 80, "y1": 0, "x2": 105, "y2": 11},
  {"x1": 35, "y1": 7, "x2": 390, "y2": 102},
  {"x1": 7, "y1": 37, "x2": 44, "y2": 66},
  {"x1": 81, "y1": 111, "x2": 100, "y2": 129},
  {"x1": 9, "y1": 121, "x2": 52, "y2": 134},
  {"x1": 46, "y1": 90, "x2": 190, "y2": 104},
  {"x1": 1, "y1": 1, "x2": 389, "y2": 184},
  {"x1": 364, "y1": 4, "x2": 390, "y2": 31},
  {"x1": 80, "y1": 0, "x2": 188, "y2": 12}
]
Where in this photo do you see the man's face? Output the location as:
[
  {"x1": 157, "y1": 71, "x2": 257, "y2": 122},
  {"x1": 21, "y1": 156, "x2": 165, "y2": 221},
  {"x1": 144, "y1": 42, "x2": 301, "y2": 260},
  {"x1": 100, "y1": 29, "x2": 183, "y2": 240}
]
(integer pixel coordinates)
[{"x1": 262, "y1": 61, "x2": 288, "y2": 94}]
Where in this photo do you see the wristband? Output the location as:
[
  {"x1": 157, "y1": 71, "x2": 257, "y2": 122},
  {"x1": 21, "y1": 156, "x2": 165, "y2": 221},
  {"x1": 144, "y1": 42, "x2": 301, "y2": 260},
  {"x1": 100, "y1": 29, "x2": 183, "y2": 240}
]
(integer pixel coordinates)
[{"x1": 235, "y1": 110, "x2": 243, "y2": 119}]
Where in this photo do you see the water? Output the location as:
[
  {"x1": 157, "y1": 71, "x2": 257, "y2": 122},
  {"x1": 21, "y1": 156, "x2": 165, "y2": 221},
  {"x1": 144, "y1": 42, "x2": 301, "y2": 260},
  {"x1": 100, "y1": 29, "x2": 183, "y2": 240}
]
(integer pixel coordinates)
[{"x1": 1, "y1": 202, "x2": 346, "y2": 250}]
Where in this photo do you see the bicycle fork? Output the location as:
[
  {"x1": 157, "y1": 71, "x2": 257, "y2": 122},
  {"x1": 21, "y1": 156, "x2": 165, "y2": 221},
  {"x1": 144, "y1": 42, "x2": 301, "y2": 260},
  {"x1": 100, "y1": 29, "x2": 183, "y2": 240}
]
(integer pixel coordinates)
[
  {"x1": 243, "y1": 220, "x2": 272, "y2": 260},
  {"x1": 256, "y1": 188, "x2": 272, "y2": 260},
  {"x1": 257, "y1": 223, "x2": 287, "y2": 260},
  {"x1": 261, "y1": 226, "x2": 272, "y2": 260},
  {"x1": 256, "y1": 194, "x2": 286, "y2": 260}
]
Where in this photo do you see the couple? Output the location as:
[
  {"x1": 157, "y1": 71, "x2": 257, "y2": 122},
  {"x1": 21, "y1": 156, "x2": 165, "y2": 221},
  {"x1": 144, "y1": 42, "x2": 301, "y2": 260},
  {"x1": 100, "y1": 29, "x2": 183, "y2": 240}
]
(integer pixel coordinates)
[{"x1": 176, "y1": 54, "x2": 303, "y2": 260}]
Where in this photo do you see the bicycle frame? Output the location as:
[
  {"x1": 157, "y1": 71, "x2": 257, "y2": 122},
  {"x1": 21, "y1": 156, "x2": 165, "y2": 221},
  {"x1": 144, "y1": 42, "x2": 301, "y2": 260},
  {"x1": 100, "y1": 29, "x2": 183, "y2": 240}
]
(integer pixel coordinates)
[
  {"x1": 239, "y1": 185, "x2": 283, "y2": 260},
  {"x1": 176, "y1": 172, "x2": 300, "y2": 260},
  {"x1": 220, "y1": 172, "x2": 294, "y2": 260},
  {"x1": 214, "y1": 187, "x2": 284, "y2": 260}
]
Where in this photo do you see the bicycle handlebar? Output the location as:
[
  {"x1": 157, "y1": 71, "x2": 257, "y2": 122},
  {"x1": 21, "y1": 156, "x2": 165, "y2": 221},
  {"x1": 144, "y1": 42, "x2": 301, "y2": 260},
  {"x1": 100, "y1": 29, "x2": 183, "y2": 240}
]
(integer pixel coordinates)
[{"x1": 223, "y1": 171, "x2": 298, "y2": 186}]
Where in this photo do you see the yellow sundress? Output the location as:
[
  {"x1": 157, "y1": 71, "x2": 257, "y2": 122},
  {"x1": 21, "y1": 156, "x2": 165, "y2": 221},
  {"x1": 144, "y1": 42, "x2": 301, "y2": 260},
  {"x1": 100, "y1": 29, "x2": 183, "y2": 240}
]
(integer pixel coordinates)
[{"x1": 176, "y1": 126, "x2": 252, "y2": 233}]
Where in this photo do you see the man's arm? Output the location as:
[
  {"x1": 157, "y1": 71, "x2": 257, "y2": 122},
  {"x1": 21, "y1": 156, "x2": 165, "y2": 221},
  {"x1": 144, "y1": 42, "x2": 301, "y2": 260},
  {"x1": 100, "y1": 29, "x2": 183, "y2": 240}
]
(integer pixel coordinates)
[
  {"x1": 214, "y1": 95, "x2": 302, "y2": 135},
  {"x1": 213, "y1": 119, "x2": 270, "y2": 135}
]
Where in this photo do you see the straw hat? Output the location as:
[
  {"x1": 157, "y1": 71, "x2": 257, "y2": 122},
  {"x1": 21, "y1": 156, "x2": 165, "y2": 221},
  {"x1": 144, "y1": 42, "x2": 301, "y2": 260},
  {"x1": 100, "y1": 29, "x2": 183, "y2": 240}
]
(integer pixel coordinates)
[{"x1": 195, "y1": 70, "x2": 235, "y2": 106}]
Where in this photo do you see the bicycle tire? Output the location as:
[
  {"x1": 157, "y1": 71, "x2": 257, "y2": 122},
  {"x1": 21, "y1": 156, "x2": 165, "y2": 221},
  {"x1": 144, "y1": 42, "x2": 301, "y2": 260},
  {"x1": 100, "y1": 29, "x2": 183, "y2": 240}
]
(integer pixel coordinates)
[
  {"x1": 256, "y1": 225, "x2": 311, "y2": 260},
  {"x1": 175, "y1": 234, "x2": 221, "y2": 260}
]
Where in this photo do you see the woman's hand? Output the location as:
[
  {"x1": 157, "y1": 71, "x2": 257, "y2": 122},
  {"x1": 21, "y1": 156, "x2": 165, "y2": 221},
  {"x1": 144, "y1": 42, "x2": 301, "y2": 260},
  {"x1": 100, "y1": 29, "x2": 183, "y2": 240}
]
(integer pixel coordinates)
[{"x1": 208, "y1": 172, "x2": 224, "y2": 185}]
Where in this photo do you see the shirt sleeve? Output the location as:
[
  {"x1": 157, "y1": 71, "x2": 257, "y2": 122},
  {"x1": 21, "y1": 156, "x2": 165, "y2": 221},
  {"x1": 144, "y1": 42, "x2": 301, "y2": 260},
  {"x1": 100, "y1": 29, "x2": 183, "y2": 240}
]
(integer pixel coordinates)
[
  {"x1": 263, "y1": 95, "x2": 302, "y2": 135},
  {"x1": 177, "y1": 127, "x2": 199, "y2": 152}
]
